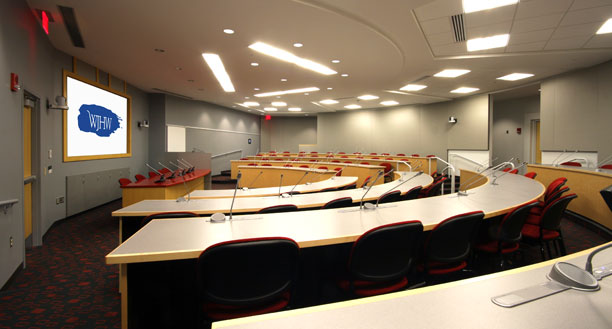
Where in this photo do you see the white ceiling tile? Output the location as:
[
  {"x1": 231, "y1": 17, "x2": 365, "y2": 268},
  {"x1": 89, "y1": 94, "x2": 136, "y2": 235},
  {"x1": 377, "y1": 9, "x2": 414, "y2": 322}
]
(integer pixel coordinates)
[
  {"x1": 431, "y1": 42, "x2": 467, "y2": 56},
  {"x1": 414, "y1": 0, "x2": 463, "y2": 21},
  {"x1": 425, "y1": 32, "x2": 456, "y2": 46},
  {"x1": 560, "y1": 6, "x2": 612, "y2": 26},
  {"x1": 466, "y1": 21, "x2": 513, "y2": 39},
  {"x1": 506, "y1": 41, "x2": 547, "y2": 52},
  {"x1": 464, "y1": 5, "x2": 516, "y2": 28},
  {"x1": 570, "y1": 0, "x2": 612, "y2": 11},
  {"x1": 511, "y1": 13, "x2": 564, "y2": 33},
  {"x1": 515, "y1": 0, "x2": 573, "y2": 20},
  {"x1": 509, "y1": 29, "x2": 555, "y2": 45},
  {"x1": 544, "y1": 36, "x2": 592, "y2": 50},
  {"x1": 420, "y1": 16, "x2": 452, "y2": 35},
  {"x1": 584, "y1": 33, "x2": 612, "y2": 48},
  {"x1": 552, "y1": 22, "x2": 601, "y2": 39}
]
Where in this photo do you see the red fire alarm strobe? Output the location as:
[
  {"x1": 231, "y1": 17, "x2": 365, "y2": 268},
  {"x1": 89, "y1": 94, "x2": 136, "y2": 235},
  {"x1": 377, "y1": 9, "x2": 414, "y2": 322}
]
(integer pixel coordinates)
[
  {"x1": 517, "y1": 128, "x2": 522, "y2": 134},
  {"x1": 10, "y1": 73, "x2": 19, "y2": 92}
]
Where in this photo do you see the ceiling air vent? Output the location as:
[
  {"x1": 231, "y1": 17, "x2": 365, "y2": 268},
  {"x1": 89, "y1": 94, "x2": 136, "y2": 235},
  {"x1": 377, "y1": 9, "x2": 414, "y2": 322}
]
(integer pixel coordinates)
[
  {"x1": 451, "y1": 14, "x2": 466, "y2": 42},
  {"x1": 152, "y1": 88, "x2": 194, "y2": 100},
  {"x1": 58, "y1": 6, "x2": 85, "y2": 48}
]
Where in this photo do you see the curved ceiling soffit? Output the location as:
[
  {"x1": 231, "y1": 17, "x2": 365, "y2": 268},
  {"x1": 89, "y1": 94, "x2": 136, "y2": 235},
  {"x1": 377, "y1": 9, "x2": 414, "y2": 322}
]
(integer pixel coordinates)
[{"x1": 290, "y1": 0, "x2": 406, "y2": 68}]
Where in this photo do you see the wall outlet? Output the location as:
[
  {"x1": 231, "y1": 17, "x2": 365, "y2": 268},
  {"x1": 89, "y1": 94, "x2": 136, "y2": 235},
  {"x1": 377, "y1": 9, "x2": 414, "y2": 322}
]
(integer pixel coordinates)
[
  {"x1": 9, "y1": 236, "x2": 13, "y2": 248},
  {"x1": 56, "y1": 196, "x2": 65, "y2": 204}
]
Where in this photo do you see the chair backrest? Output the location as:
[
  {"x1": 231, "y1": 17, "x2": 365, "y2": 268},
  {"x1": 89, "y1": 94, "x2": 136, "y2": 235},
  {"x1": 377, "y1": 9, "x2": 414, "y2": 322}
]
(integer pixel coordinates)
[
  {"x1": 262, "y1": 163, "x2": 272, "y2": 166},
  {"x1": 402, "y1": 185, "x2": 422, "y2": 200},
  {"x1": 377, "y1": 190, "x2": 401, "y2": 204},
  {"x1": 247, "y1": 163, "x2": 257, "y2": 166},
  {"x1": 600, "y1": 164, "x2": 612, "y2": 170},
  {"x1": 240, "y1": 157, "x2": 248, "y2": 160},
  {"x1": 322, "y1": 197, "x2": 353, "y2": 209},
  {"x1": 338, "y1": 152, "x2": 346, "y2": 154},
  {"x1": 198, "y1": 238, "x2": 299, "y2": 305},
  {"x1": 540, "y1": 194, "x2": 577, "y2": 231},
  {"x1": 370, "y1": 153, "x2": 377, "y2": 155},
  {"x1": 360, "y1": 162, "x2": 370, "y2": 165},
  {"x1": 349, "y1": 221, "x2": 423, "y2": 282},
  {"x1": 284, "y1": 164, "x2": 293, "y2": 167},
  {"x1": 380, "y1": 162, "x2": 393, "y2": 174},
  {"x1": 426, "y1": 155, "x2": 435, "y2": 158},
  {"x1": 524, "y1": 172, "x2": 537, "y2": 179},
  {"x1": 372, "y1": 157, "x2": 380, "y2": 159},
  {"x1": 256, "y1": 204, "x2": 298, "y2": 214},
  {"x1": 331, "y1": 160, "x2": 341, "y2": 163},
  {"x1": 502, "y1": 167, "x2": 511, "y2": 172},
  {"x1": 421, "y1": 177, "x2": 446, "y2": 198},
  {"x1": 361, "y1": 176, "x2": 372, "y2": 188},
  {"x1": 334, "y1": 167, "x2": 343, "y2": 176},
  {"x1": 148, "y1": 171, "x2": 157, "y2": 178},
  {"x1": 545, "y1": 187, "x2": 570, "y2": 206},
  {"x1": 545, "y1": 177, "x2": 567, "y2": 201},
  {"x1": 159, "y1": 168, "x2": 171, "y2": 174},
  {"x1": 396, "y1": 153, "x2": 406, "y2": 156},
  {"x1": 424, "y1": 211, "x2": 484, "y2": 263},
  {"x1": 496, "y1": 202, "x2": 538, "y2": 243},
  {"x1": 283, "y1": 151, "x2": 290, "y2": 153},
  {"x1": 318, "y1": 166, "x2": 328, "y2": 170},
  {"x1": 141, "y1": 211, "x2": 198, "y2": 227},
  {"x1": 118, "y1": 178, "x2": 132, "y2": 186},
  {"x1": 134, "y1": 174, "x2": 146, "y2": 182},
  {"x1": 560, "y1": 161, "x2": 581, "y2": 167},
  {"x1": 341, "y1": 183, "x2": 357, "y2": 190}
]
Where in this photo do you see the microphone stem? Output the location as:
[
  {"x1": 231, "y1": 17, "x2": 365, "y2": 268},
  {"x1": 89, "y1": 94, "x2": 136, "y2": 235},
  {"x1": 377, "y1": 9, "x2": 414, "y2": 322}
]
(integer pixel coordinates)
[
  {"x1": 585, "y1": 242, "x2": 612, "y2": 274},
  {"x1": 229, "y1": 175, "x2": 241, "y2": 220}
]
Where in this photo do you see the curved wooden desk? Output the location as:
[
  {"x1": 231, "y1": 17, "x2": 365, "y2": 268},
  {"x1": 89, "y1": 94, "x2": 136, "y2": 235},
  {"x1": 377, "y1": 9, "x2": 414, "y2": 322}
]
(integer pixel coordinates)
[
  {"x1": 527, "y1": 164, "x2": 612, "y2": 230},
  {"x1": 189, "y1": 176, "x2": 358, "y2": 199},
  {"x1": 119, "y1": 169, "x2": 210, "y2": 207},
  {"x1": 212, "y1": 244, "x2": 612, "y2": 329},
  {"x1": 236, "y1": 166, "x2": 336, "y2": 188}
]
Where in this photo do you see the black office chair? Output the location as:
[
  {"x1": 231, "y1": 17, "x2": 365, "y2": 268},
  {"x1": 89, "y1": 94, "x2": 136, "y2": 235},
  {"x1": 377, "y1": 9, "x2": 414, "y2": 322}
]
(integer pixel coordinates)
[
  {"x1": 421, "y1": 211, "x2": 484, "y2": 281},
  {"x1": 341, "y1": 183, "x2": 357, "y2": 190},
  {"x1": 197, "y1": 237, "x2": 299, "y2": 322},
  {"x1": 376, "y1": 190, "x2": 401, "y2": 205},
  {"x1": 322, "y1": 197, "x2": 353, "y2": 209},
  {"x1": 256, "y1": 204, "x2": 298, "y2": 214},
  {"x1": 402, "y1": 186, "x2": 422, "y2": 201},
  {"x1": 475, "y1": 202, "x2": 538, "y2": 269},
  {"x1": 418, "y1": 177, "x2": 446, "y2": 198},
  {"x1": 140, "y1": 211, "x2": 199, "y2": 228},
  {"x1": 338, "y1": 221, "x2": 423, "y2": 297}
]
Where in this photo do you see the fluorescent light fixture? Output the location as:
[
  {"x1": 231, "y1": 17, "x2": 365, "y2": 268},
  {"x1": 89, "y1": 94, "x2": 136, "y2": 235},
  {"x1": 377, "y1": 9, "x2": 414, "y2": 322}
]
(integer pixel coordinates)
[
  {"x1": 293, "y1": 43, "x2": 303, "y2": 48},
  {"x1": 400, "y1": 84, "x2": 427, "y2": 91},
  {"x1": 344, "y1": 104, "x2": 361, "y2": 109},
  {"x1": 288, "y1": 107, "x2": 302, "y2": 112},
  {"x1": 271, "y1": 101, "x2": 287, "y2": 107},
  {"x1": 497, "y1": 73, "x2": 534, "y2": 81},
  {"x1": 320, "y1": 99, "x2": 339, "y2": 105},
  {"x1": 451, "y1": 87, "x2": 479, "y2": 94},
  {"x1": 380, "y1": 100, "x2": 399, "y2": 106},
  {"x1": 596, "y1": 18, "x2": 612, "y2": 34},
  {"x1": 248, "y1": 42, "x2": 337, "y2": 75},
  {"x1": 281, "y1": 78, "x2": 287, "y2": 82},
  {"x1": 463, "y1": 0, "x2": 518, "y2": 14},
  {"x1": 264, "y1": 107, "x2": 278, "y2": 112},
  {"x1": 331, "y1": 59, "x2": 340, "y2": 63},
  {"x1": 202, "y1": 53, "x2": 235, "y2": 92},
  {"x1": 223, "y1": 29, "x2": 235, "y2": 34},
  {"x1": 357, "y1": 95, "x2": 379, "y2": 100},
  {"x1": 434, "y1": 69, "x2": 470, "y2": 78},
  {"x1": 243, "y1": 101, "x2": 260, "y2": 107},
  {"x1": 251, "y1": 62, "x2": 259, "y2": 67},
  {"x1": 467, "y1": 34, "x2": 509, "y2": 52},
  {"x1": 255, "y1": 87, "x2": 320, "y2": 98},
  {"x1": 327, "y1": 87, "x2": 333, "y2": 90},
  {"x1": 341, "y1": 74, "x2": 349, "y2": 77}
]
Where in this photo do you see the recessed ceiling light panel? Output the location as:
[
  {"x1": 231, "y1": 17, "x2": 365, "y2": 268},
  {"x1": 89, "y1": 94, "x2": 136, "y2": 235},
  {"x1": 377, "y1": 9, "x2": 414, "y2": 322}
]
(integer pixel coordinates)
[
  {"x1": 400, "y1": 84, "x2": 427, "y2": 91},
  {"x1": 288, "y1": 107, "x2": 302, "y2": 112},
  {"x1": 467, "y1": 34, "x2": 509, "y2": 52},
  {"x1": 264, "y1": 107, "x2": 278, "y2": 112},
  {"x1": 497, "y1": 73, "x2": 534, "y2": 81},
  {"x1": 434, "y1": 69, "x2": 471, "y2": 78},
  {"x1": 243, "y1": 101, "x2": 260, "y2": 107},
  {"x1": 451, "y1": 87, "x2": 479, "y2": 94},
  {"x1": 320, "y1": 99, "x2": 339, "y2": 105},
  {"x1": 596, "y1": 18, "x2": 612, "y2": 34},
  {"x1": 254, "y1": 87, "x2": 320, "y2": 98},
  {"x1": 357, "y1": 95, "x2": 379, "y2": 100},
  {"x1": 380, "y1": 100, "x2": 399, "y2": 106},
  {"x1": 344, "y1": 104, "x2": 361, "y2": 109},
  {"x1": 223, "y1": 29, "x2": 235, "y2": 34},
  {"x1": 202, "y1": 53, "x2": 235, "y2": 92},
  {"x1": 271, "y1": 101, "x2": 287, "y2": 107},
  {"x1": 248, "y1": 42, "x2": 336, "y2": 75},
  {"x1": 463, "y1": 0, "x2": 518, "y2": 14},
  {"x1": 293, "y1": 43, "x2": 303, "y2": 48}
]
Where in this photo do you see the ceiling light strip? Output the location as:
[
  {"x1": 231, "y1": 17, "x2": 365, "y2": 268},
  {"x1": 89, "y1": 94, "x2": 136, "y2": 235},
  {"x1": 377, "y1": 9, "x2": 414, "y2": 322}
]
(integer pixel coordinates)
[
  {"x1": 255, "y1": 87, "x2": 319, "y2": 98},
  {"x1": 202, "y1": 53, "x2": 235, "y2": 92},
  {"x1": 249, "y1": 42, "x2": 337, "y2": 75}
]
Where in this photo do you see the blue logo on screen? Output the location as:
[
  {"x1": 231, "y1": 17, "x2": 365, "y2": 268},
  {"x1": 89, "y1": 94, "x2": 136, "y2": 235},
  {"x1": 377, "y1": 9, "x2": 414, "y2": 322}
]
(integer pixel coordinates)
[{"x1": 77, "y1": 104, "x2": 121, "y2": 137}]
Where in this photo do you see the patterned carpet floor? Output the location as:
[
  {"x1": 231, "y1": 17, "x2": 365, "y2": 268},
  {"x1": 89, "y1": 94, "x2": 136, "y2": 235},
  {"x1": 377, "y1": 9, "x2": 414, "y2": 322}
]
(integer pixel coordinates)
[{"x1": 0, "y1": 195, "x2": 609, "y2": 328}]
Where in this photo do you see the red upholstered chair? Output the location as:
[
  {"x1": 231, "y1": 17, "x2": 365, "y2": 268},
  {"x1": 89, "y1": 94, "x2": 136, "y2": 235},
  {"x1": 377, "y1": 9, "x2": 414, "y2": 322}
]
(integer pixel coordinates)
[
  {"x1": 396, "y1": 153, "x2": 406, "y2": 156},
  {"x1": 502, "y1": 167, "x2": 511, "y2": 172},
  {"x1": 338, "y1": 152, "x2": 346, "y2": 154},
  {"x1": 338, "y1": 221, "x2": 423, "y2": 297},
  {"x1": 600, "y1": 164, "x2": 612, "y2": 170},
  {"x1": 524, "y1": 172, "x2": 537, "y2": 179},
  {"x1": 197, "y1": 237, "x2": 299, "y2": 322},
  {"x1": 527, "y1": 177, "x2": 568, "y2": 221},
  {"x1": 331, "y1": 160, "x2": 341, "y2": 163},
  {"x1": 411, "y1": 154, "x2": 420, "y2": 157},
  {"x1": 311, "y1": 151, "x2": 318, "y2": 154},
  {"x1": 419, "y1": 177, "x2": 447, "y2": 198},
  {"x1": 401, "y1": 186, "x2": 422, "y2": 201},
  {"x1": 134, "y1": 174, "x2": 146, "y2": 182},
  {"x1": 256, "y1": 153, "x2": 263, "y2": 156},
  {"x1": 141, "y1": 211, "x2": 198, "y2": 228},
  {"x1": 360, "y1": 162, "x2": 370, "y2": 165},
  {"x1": 159, "y1": 168, "x2": 171, "y2": 174},
  {"x1": 318, "y1": 166, "x2": 328, "y2": 170},
  {"x1": 334, "y1": 167, "x2": 343, "y2": 176},
  {"x1": 509, "y1": 169, "x2": 519, "y2": 174},
  {"x1": 522, "y1": 194, "x2": 577, "y2": 260},
  {"x1": 372, "y1": 157, "x2": 380, "y2": 159},
  {"x1": 376, "y1": 190, "x2": 401, "y2": 205},
  {"x1": 369, "y1": 153, "x2": 377, "y2": 155},
  {"x1": 361, "y1": 176, "x2": 372, "y2": 188},
  {"x1": 341, "y1": 156, "x2": 349, "y2": 158},
  {"x1": 381, "y1": 153, "x2": 390, "y2": 156},
  {"x1": 299, "y1": 165, "x2": 309, "y2": 168},
  {"x1": 309, "y1": 159, "x2": 317, "y2": 162},
  {"x1": 247, "y1": 163, "x2": 257, "y2": 166},
  {"x1": 321, "y1": 197, "x2": 353, "y2": 209},
  {"x1": 262, "y1": 163, "x2": 272, "y2": 166},
  {"x1": 275, "y1": 158, "x2": 283, "y2": 161},
  {"x1": 426, "y1": 155, "x2": 436, "y2": 158},
  {"x1": 343, "y1": 161, "x2": 352, "y2": 164},
  {"x1": 283, "y1": 164, "x2": 293, "y2": 167},
  {"x1": 256, "y1": 204, "x2": 298, "y2": 214},
  {"x1": 148, "y1": 171, "x2": 157, "y2": 178},
  {"x1": 240, "y1": 158, "x2": 248, "y2": 160},
  {"x1": 385, "y1": 157, "x2": 393, "y2": 160},
  {"x1": 311, "y1": 155, "x2": 318, "y2": 158},
  {"x1": 475, "y1": 202, "x2": 538, "y2": 269},
  {"x1": 283, "y1": 151, "x2": 290, "y2": 154},
  {"x1": 341, "y1": 183, "x2": 357, "y2": 190},
  {"x1": 118, "y1": 178, "x2": 132, "y2": 186},
  {"x1": 560, "y1": 161, "x2": 581, "y2": 166},
  {"x1": 400, "y1": 158, "x2": 410, "y2": 162},
  {"x1": 420, "y1": 211, "x2": 484, "y2": 279}
]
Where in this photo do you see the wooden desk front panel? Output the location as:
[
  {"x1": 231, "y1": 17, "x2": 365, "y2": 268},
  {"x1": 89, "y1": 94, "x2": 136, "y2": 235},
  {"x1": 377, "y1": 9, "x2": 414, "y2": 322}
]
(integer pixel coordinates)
[
  {"x1": 122, "y1": 176, "x2": 204, "y2": 207},
  {"x1": 527, "y1": 164, "x2": 612, "y2": 229},
  {"x1": 237, "y1": 166, "x2": 335, "y2": 188}
]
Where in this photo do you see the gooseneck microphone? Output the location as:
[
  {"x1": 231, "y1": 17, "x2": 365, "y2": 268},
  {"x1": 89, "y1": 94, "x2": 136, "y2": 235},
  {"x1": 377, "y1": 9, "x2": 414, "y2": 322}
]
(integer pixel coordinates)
[
  {"x1": 550, "y1": 149, "x2": 567, "y2": 166},
  {"x1": 146, "y1": 163, "x2": 166, "y2": 183},
  {"x1": 243, "y1": 171, "x2": 263, "y2": 191},
  {"x1": 491, "y1": 162, "x2": 527, "y2": 185},
  {"x1": 360, "y1": 170, "x2": 384, "y2": 209},
  {"x1": 278, "y1": 174, "x2": 284, "y2": 197},
  {"x1": 180, "y1": 158, "x2": 195, "y2": 173},
  {"x1": 285, "y1": 171, "x2": 309, "y2": 197},
  {"x1": 169, "y1": 161, "x2": 186, "y2": 176},
  {"x1": 376, "y1": 171, "x2": 423, "y2": 208},
  {"x1": 211, "y1": 172, "x2": 242, "y2": 222},
  {"x1": 585, "y1": 242, "x2": 612, "y2": 275},
  {"x1": 158, "y1": 162, "x2": 176, "y2": 179}
]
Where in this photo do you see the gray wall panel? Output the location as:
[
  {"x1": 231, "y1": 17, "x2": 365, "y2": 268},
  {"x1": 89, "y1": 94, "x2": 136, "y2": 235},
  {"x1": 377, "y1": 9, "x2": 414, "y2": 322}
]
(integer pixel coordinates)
[{"x1": 260, "y1": 116, "x2": 317, "y2": 153}]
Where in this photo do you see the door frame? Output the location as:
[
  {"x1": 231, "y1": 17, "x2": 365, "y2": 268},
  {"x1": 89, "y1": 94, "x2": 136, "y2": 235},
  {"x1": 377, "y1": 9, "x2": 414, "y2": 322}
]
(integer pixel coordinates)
[{"x1": 23, "y1": 91, "x2": 42, "y2": 249}]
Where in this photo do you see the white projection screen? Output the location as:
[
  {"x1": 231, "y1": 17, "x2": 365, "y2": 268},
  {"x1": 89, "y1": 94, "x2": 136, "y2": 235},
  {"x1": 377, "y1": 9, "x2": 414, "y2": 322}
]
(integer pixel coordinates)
[{"x1": 63, "y1": 71, "x2": 131, "y2": 161}]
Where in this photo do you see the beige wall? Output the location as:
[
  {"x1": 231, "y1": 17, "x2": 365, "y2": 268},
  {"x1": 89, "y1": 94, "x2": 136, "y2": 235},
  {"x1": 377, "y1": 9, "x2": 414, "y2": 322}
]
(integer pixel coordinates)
[
  {"x1": 541, "y1": 60, "x2": 612, "y2": 157},
  {"x1": 260, "y1": 116, "x2": 317, "y2": 153},
  {"x1": 317, "y1": 94, "x2": 489, "y2": 160},
  {"x1": 493, "y1": 95, "x2": 540, "y2": 165}
]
